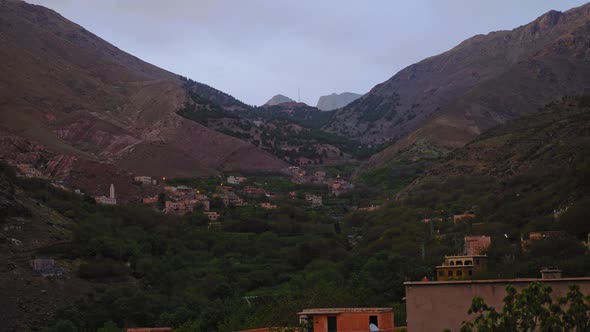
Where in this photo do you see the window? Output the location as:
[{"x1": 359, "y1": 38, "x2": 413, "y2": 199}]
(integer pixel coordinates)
[
  {"x1": 465, "y1": 260, "x2": 473, "y2": 265},
  {"x1": 456, "y1": 261, "x2": 463, "y2": 266},
  {"x1": 369, "y1": 315, "x2": 378, "y2": 327},
  {"x1": 438, "y1": 271, "x2": 444, "y2": 276},
  {"x1": 468, "y1": 270, "x2": 473, "y2": 276},
  {"x1": 449, "y1": 261, "x2": 455, "y2": 266},
  {"x1": 448, "y1": 270, "x2": 453, "y2": 276},
  {"x1": 457, "y1": 270, "x2": 463, "y2": 276},
  {"x1": 475, "y1": 259, "x2": 480, "y2": 265},
  {"x1": 328, "y1": 316, "x2": 337, "y2": 332}
]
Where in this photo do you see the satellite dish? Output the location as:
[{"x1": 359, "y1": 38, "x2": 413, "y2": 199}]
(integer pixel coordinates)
[{"x1": 370, "y1": 323, "x2": 379, "y2": 331}]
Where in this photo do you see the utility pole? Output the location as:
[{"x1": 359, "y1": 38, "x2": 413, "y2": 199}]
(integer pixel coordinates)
[{"x1": 298, "y1": 88, "x2": 300, "y2": 103}]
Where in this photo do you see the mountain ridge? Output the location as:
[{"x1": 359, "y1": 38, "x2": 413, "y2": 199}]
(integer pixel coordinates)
[
  {"x1": 325, "y1": 3, "x2": 590, "y2": 168},
  {"x1": 0, "y1": 0, "x2": 286, "y2": 177}
]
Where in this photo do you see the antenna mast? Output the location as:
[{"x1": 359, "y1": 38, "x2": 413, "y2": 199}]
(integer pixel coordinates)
[{"x1": 298, "y1": 88, "x2": 300, "y2": 103}]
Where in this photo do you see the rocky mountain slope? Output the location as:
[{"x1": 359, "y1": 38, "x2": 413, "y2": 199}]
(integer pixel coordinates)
[
  {"x1": 316, "y1": 92, "x2": 362, "y2": 111},
  {"x1": 264, "y1": 94, "x2": 295, "y2": 106},
  {"x1": 0, "y1": 0, "x2": 286, "y2": 177},
  {"x1": 325, "y1": 3, "x2": 590, "y2": 166}
]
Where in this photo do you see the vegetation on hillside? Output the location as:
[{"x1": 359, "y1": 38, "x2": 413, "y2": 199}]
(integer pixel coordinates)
[{"x1": 6, "y1": 96, "x2": 588, "y2": 332}]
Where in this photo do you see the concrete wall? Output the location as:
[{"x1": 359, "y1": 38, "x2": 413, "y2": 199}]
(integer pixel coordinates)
[{"x1": 404, "y1": 278, "x2": 590, "y2": 332}]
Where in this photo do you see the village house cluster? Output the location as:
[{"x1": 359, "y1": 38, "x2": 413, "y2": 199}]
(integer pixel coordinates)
[
  {"x1": 285, "y1": 166, "x2": 354, "y2": 196},
  {"x1": 160, "y1": 185, "x2": 210, "y2": 214},
  {"x1": 14, "y1": 163, "x2": 46, "y2": 179}
]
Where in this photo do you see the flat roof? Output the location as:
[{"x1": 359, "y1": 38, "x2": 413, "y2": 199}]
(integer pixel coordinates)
[
  {"x1": 404, "y1": 277, "x2": 590, "y2": 286},
  {"x1": 444, "y1": 255, "x2": 488, "y2": 258},
  {"x1": 297, "y1": 308, "x2": 392, "y2": 315}
]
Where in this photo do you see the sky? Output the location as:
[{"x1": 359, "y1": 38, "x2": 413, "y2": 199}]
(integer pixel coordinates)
[{"x1": 28, "y1": 0, "x2": 588, "y2": 106}]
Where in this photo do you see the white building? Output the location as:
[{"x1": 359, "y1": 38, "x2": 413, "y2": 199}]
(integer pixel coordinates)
[
  {"x1": 95, "y1": 184, "x2": 117, "y2": 205},
  {"x1": 227, "y1": 176, "x2": 247, "y2": 185}
]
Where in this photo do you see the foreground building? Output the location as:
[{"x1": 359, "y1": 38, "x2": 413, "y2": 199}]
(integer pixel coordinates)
[
  {"x1": 404, "y1": 270, "x2": 590, "y2": 332},
  {"x1": 298, "y1": 308, "x2": 394, "y2": 332}
]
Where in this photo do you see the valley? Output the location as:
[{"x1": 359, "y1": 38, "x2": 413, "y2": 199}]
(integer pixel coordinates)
[{"x1": 1, "y1": 0, "x2": 590, "y2": 331}]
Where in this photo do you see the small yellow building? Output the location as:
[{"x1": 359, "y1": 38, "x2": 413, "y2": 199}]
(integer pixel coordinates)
[{"x1": 435, "y1": 255, "x2": 487, "y2": 281}]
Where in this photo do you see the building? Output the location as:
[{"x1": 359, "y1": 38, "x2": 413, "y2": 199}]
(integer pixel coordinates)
[
  {"x1": 15, "y1": 164, "x2": 45, "y2": 178},
  {"x1": 404, "y1": 272, "x2": 590, "y2": 332},
  {"x1": 435, "y1": 255, "x2": 488, "y2": 281},
  {"x1": 522, "y1": 231, "x2": 568, "y2": 251},
  {"x1": 30, "y1": 258, "x2": 64, "y2": 277},
  {"x1": 204, "y1": 211, "x2": 220, "y2": 222},
  {"x1": 297, "y1": 308, "x2": 394, "y2": 332},
  {"x1": 464, "y1": 235, "x2": 491, "y2": 256},
  {"x1": 133, "y1": 176, "x2": 157, "y2": 185},
  {"x1": 260, "y1": 202, "x2": 277, "y2": 209},
  {"x1": 143, "y1": 195, "x2": 159, "y2": 204},
  {"x1": 329, "y1": 175, "x2": 354, "y2": 196},
  {"x1": 165, "y1": 201, "x2": 187, "y2": 214},
  {"x1": 126, "y1": 329, "x2": 171, "y2": 332},
  {"x1": 243, "y1": 186, "x2": 266, "y2": 195},
  {"x1": 421, "y1": 217, "x2": 443, "y2": 224},
  {"x1": 358, "y1": 205, "x2": 381, "y2": 212},
  {"x1": 227, "y1": 175, "x2": 247, "y2": 185},
  {"x1": 305, "y1": 193, "x2": 323, "y2": 207},
  {"x1": 453, "y1": 212, "x2": 475, "y2": 223},
  {"x1": 95, "y1": 184, "x2": 117, "y2": 205}
]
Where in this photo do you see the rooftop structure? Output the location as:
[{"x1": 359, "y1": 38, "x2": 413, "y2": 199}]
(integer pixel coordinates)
[{"x1": 297, "y1": 308, "x2": 394, "y2": 332}]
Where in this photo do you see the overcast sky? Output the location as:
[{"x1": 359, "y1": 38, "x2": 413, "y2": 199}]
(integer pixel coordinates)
[{"x1": 28, "y1": 0, "x2": 588, "y2": 106}]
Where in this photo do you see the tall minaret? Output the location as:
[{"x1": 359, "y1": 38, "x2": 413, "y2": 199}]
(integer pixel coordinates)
[{"x1": 109, "y1": 184, "x2": 115, "y2": 199}]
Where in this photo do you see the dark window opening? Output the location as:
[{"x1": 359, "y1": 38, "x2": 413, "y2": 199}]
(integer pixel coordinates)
[
  {"x1": 465, "y1": 260, "x2": 473, "y2": 265},
  {"x1": 468, "y1": 270, "x2": 473, "y2": 276},
  {"x1": 448, "y1": 270, "x2": 453, "y2": 276},
  {"x1": 438, "y1": 271, "x2": 444, "y2": 276},
  {"x1": 328, "y1": 316, "x2": 337, "y2": 332},
  {"x1": 457, "y1": 270, "x2": 463, "y2": 276},
  {"x1": 456, "y1": 261, "x2": 463, "y2": 265},
  {"x1": 370, "y1": 315, "x2": 378, "y2": 327}
]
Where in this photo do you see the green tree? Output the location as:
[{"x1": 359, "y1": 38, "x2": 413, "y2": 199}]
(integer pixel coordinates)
[{"x1": 460, "y1": 282, "x2": 590, "y2": 332}]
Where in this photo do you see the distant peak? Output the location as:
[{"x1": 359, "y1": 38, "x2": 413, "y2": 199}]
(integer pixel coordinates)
[
  {"x1": 316, "y1": 92, "x2": 362, "y2": 111},
  {"x1": 264, "y1": 94, "x2": 295, "y2": 106}
]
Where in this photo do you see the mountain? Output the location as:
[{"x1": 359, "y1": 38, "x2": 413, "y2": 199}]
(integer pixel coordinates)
[
  {"x1": 397, "y1": 95, "x2": 590, "y2": 227},
  {"x1": 264, "y1": 94, "x2": 295, "y2": 106},
  {"x1": 316, "y1": 92, "x2": 362, "y2": 111},
  {"x1": 0, "y1": 0, "x2": 286, "y2": 177},
  {"x1": 325, "y1": 3, "x2": 590, "y2": 164}
]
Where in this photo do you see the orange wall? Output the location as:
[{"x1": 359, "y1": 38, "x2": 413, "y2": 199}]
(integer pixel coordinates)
[{"x1": 311, "y1": 311, "x2": 394, "y2": 332}]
